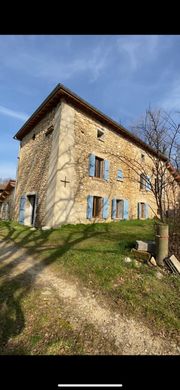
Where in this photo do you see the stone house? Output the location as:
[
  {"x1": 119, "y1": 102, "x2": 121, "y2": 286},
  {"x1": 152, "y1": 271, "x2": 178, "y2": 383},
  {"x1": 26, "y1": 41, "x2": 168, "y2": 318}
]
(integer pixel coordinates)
[
  {"x1": 13, "y1": 84, "x2": 180, "y2": 228},
  {"x1": 0, "y1": 180, "x2": 16, "y2": 221}
]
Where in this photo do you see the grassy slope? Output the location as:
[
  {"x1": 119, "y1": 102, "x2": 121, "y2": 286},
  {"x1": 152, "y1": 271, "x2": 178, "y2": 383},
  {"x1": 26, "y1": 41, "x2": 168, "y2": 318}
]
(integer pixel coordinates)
[{"x1": 0, "y1": 219, "x2": 179, "y2": 354}]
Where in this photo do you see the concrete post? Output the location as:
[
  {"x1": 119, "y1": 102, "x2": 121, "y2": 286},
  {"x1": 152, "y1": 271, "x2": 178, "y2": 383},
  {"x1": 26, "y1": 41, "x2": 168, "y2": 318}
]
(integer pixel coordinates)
[{"x1": 155, "y1": 224, "x2": 169, "y2": 266}]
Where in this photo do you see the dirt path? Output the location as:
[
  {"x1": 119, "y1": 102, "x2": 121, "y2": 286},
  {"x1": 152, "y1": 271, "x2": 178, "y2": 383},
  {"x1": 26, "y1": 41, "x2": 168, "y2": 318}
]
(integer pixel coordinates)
[{"x1": 0, "y1": 239, "x2": 179, "y2": 355}]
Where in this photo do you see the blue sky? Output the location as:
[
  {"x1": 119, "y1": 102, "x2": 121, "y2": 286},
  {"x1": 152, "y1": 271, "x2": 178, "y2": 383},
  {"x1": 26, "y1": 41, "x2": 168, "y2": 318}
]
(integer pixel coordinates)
[{"x1": 1, "y1": 34, "x2": 180, "y2": 179}]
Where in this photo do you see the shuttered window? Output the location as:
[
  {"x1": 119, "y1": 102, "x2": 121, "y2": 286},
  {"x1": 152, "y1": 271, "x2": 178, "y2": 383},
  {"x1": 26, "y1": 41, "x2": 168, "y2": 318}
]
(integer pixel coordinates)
[
  {"x1": 89, "y1": 154, "x2": 109, "y2": 181},
  {"x1": 87, "y1": 196, "x2": 109, "y2": 219}
]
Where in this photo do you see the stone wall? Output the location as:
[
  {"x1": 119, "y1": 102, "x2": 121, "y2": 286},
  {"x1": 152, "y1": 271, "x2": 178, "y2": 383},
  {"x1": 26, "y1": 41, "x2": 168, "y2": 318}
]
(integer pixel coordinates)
[
  {"x1": 0, "y1": 188, "x2": 15, "y2": 220},
  {"x1": 14, "y1": 97, "x2": 178, "y2": 227},
  {"x1": 71, "y1": 106, "x2": 159, "y2": 223},
  {"x1": 14, "y1": 104, "x2": 60, "y2": 227}
]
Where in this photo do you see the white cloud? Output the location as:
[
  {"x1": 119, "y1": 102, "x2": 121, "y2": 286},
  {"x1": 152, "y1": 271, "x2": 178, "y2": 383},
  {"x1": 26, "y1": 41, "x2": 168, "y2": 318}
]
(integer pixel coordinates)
[
  {"x1": 21, "y1": 46, "x2": 110, "y2": 83},
  {"x1": 0, "y1": 38, "x2": 111, "y2": 84},
  {"x1": 0, "y1": 105, "x2": 29, "y2": 121}
]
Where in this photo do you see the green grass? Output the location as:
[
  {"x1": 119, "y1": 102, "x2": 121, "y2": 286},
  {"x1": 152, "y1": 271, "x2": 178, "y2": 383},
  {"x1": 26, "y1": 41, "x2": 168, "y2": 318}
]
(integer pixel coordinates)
[{"x1": 0, "y1": 219, "x2": 180, "y2": 353}]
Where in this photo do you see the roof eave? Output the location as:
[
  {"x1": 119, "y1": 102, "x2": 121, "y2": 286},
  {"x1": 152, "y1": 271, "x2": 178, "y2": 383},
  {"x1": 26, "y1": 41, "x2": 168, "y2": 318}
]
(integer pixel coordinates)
[{"x1": 13, "y1": 84, "x2": 168, "y2": 162}]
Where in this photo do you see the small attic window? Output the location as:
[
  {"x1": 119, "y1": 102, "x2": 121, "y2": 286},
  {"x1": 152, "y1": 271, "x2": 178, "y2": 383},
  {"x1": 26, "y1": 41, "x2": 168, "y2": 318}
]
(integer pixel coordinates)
[
  {"x1": 45, "y1": 125, "x2": 54, "y2": 137},
  {"x1": 141, "y1": 154, "x2": 145, "y2": 162},
  {"x1": 32, "y1": 134, "x2": 36, "y2": 140},
  {"x1": 97, "y1": 128, "x2": 105, "y2": 141}
]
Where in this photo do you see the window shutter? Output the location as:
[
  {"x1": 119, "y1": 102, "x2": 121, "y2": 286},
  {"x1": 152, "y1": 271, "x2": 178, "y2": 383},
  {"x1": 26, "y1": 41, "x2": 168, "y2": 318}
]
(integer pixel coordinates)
[
  {"x1": 19, "y1": 195, "x2": 26, "y2": 224},
  {"x1": 87, "y1": 195, "x2": 93, "y2": 219},
  {"x1": 138, "y1": 202, "x2": 141, "y2": 219},
  {"x1": 117, "y1": 169, "x2": 123, "y2": 180},
  {"x1": 145, "y1": 203, "x2": 149, "y2": 219},
  {"x1": 112, "y1": 199, "x2": 116, "y2": 219},
  {"x1": 124, "y1": 199, "x2": 129, "y2": 220},
  {"x1": 89, "y1": 154, "x2": 95, "y2": 177},
  {"x1": 102, "y1": 197, "x2": 109, "y2": 219},
  {"x1": 146, "y1": 175, "x2": 151, "y2": 191},
  {"x1": 104, "y1": 160, "x2": 109, "y2": 181}
]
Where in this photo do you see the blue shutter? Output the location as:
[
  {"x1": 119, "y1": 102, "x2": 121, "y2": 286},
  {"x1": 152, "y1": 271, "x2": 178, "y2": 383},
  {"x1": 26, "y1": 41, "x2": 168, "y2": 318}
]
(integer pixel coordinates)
[
  {"x1": 104, "y1": 160, "x2": 109, "y2": 181},
  {"x1": 124, "y1": 199, "x2": 129, "y2": 220},
  {"x1": 102, "y1": 197, "x2": 109, "y2": 219},
  {"x1": 145, "y1": 203, "x2": 149, "y2": 219},
  {"x1": 112, "y1": 199, "x2": 116, "y2": 219},
  {"x1": 146, "y1": 175, "x2": 151, "y2": 191},
  {"x1": 138, "y1": 202, "x2": 141, "y2": 219},
  {"x1": 117, "y1": 169, "x2": 123, "y2": 180},
  {"x1": 19, "y1": 195, "x2": 26, "y2": 224},
  {"x1": 87, "y1": 195, "x2": 93, "y2": 219},
  {"x1": 89, "y1": 154, "x2": 95, "y2": 177}
]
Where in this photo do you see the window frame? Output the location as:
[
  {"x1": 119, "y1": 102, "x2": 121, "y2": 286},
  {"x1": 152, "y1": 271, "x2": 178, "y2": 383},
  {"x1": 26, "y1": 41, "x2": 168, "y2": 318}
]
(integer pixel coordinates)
[
  {"x1": 93, "y1": 196, "x2": 103, "y2": 218},
  {"x1": 97, "y1": 128, "x2": 105, "y2": 141},
  {"x1": 116, "y1": 199, "x2": 124, "y2": 219},
  {"x1": 95, "y1": 156, "x2": 104, "y2": 178}
]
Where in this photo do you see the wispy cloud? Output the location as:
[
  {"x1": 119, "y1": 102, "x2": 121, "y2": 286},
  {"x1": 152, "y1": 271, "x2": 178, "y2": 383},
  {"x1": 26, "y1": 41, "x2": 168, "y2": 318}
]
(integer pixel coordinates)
[
  {"x1": 22, "y1": 46, "x2": 110, "y2": 83},
  {"x1": 0, "y1": 105, "x2": 29, "y2": 121},
  {"x1": 116, "y1": 35, "x2": 159, "y2": 71},
  {"x1": 0, "y1": 37, "x2": 111, "y2": 84}
]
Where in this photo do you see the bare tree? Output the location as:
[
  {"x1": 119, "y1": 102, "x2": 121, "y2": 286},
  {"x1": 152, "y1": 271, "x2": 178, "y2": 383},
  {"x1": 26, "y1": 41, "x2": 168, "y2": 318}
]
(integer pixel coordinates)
[{"x1": 127, "y1": 108, "x2": 180, "y2": 221}]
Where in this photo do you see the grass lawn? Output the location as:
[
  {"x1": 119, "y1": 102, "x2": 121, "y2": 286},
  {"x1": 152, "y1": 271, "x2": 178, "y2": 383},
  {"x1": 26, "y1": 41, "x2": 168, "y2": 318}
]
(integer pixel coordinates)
[{"x1": 0, "y1": 219, "x2": 179, "y2": 354}]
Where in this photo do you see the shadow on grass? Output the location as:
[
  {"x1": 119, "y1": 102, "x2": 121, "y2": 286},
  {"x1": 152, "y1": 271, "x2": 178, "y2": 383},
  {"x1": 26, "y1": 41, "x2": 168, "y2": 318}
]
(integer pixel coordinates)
[{"x1": 0, "y1": 221, "x2": 112, "y2": 354}]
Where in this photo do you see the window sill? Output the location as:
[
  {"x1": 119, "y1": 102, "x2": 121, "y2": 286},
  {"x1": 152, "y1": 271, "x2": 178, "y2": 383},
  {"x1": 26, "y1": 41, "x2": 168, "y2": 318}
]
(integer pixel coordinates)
[{"x1": 90, "y1": 176, "x2": 106, "y2": 182}]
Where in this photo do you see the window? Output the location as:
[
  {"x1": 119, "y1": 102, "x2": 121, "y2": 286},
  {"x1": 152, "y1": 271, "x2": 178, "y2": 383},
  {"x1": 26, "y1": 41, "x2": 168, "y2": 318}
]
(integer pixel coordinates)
[
  {"x1": 141, "y1": 203, "x2": 146, "y2": 218},
  {"x1": 138, "y1": 202, "x2": 148, "y2": 219},
  {"x1": 112, "y1": 199, "x2": 129, "y2": 220},
  {"x1": 141, "y1": 154, "x2": 145, "y2": 162},
  {"x1": 140, "y1": 174, "x2": 146, "y2": 190},
  {"x1": 32, "y1": 134, "x2": 36, "y2": 140},
  {"x1": 95, "y1": 156, "x2": 104, "y2": 178},
  {"x1": 116, "y1": 199, "x2": 124, "y2": 219},
  {"x1": 117, "y1": 169, "x2": 123, "y2": 181},
  {"x1": 89, "y1": 154, "x2": 109, "y2": 180},
  {"x1": 97, "y1": 128, "x2": 105, "y2": 141},
  {"x1": 87, "y1": 196, "x2": 109, "y2": 219},
  {"x1": 45, "y1": 125, "x2": 54, "y2": 137},
  {"x1": 93, "y1": 196, "x2": 103, "y2": 217}
]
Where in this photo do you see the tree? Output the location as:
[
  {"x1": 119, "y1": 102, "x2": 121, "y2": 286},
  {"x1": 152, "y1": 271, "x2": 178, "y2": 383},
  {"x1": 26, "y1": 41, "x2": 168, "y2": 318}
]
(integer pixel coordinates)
[{"x1": 127, "y1": 108, "x2": 180, "y2": 221}]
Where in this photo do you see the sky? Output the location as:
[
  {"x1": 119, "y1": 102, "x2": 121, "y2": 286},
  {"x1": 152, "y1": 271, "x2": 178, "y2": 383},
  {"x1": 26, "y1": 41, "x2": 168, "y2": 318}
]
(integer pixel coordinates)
[{"x1": 1, "y1": 34, "x2": 180, "y2": 180}]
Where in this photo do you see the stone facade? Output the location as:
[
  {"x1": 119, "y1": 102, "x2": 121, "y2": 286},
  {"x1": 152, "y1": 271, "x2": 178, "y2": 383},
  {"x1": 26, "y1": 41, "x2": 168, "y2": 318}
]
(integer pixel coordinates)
[
  {"x1": 14, "y1": 104, "x2": 60, "y2": 226},
  {"x1": 14, "y1": 93, "x2": 179, "y2": 228},
  {"x1": 0, "y1": 187, "x2": 15, "y2": 221},
  {"x1": 72, "y1": 105, "x2": 157, "y2": 223}
]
